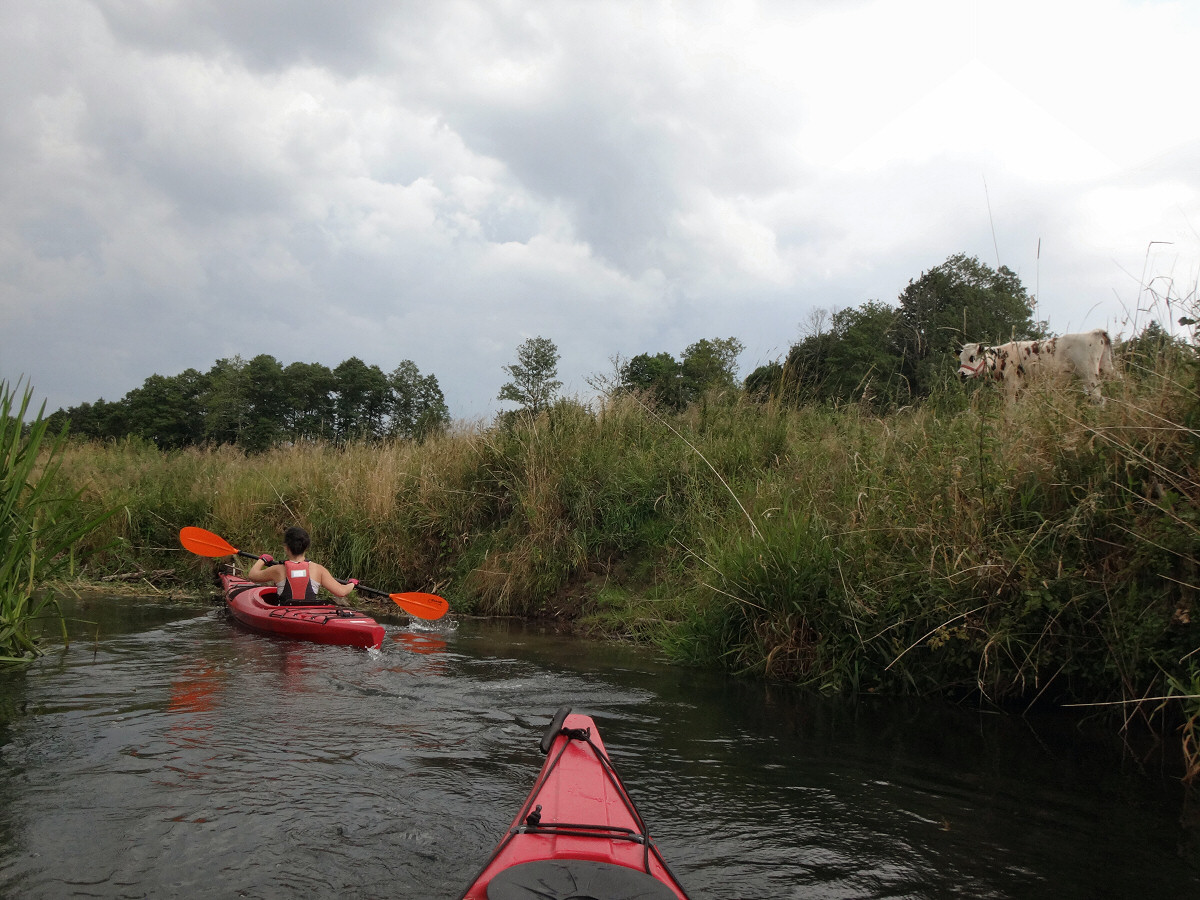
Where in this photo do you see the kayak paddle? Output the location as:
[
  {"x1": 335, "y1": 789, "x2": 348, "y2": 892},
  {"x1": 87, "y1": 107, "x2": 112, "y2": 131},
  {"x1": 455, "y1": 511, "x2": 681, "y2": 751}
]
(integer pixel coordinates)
[
  {"x1": 339, "y1": 581, "x2": 450, "y2": 620},
  {"x1": 178, "y1": 526, "x2": 450, "y2": 621}
]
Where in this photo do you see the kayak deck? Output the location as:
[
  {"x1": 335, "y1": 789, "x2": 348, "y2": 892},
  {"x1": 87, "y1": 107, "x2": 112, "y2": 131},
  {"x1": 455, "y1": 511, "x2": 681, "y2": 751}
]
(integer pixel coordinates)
[
  {"x1": 219, "y1": 572, "x2": 385, "y2": 649},
  {"x1": 461, "y1": 706, "x2": 691, "y2": 899}
]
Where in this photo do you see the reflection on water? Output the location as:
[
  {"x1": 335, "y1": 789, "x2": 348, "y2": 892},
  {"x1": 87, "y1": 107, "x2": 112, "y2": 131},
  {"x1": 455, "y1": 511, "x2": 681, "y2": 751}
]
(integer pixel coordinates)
[
  {"x1": 0, "y1": 594, "x2": 1196, "y2": 899},
  {"x1": 393, "y1": 629, "x2": 449, "y2": 655}
]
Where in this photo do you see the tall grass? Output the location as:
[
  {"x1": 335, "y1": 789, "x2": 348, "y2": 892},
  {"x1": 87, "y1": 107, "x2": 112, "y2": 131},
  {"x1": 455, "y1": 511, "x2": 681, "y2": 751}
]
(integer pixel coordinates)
[
  {"x1": 41, "y1": 348, "x2": 1200, "y2": 771},
  {"x1": 1, "y1": 380, "x2": 115, "y2": 662},
  {"x1": 662, "y1": 347, "x2": 1198, "y2": 780}
]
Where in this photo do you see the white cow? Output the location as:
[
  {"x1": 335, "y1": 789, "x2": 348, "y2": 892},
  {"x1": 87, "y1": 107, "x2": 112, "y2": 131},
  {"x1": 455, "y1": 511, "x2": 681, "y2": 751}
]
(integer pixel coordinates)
[{"x1": 958, "y1": 329, "x2": 1117, "y2": 404}]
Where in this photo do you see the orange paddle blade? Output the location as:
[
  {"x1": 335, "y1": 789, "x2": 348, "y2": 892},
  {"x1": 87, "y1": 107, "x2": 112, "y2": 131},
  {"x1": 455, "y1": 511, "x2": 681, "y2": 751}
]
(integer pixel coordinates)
[
  {"x1": 390, "y1": 592, "x2": 449, "y2": 621},
  {"x1": 179, "y1": 526, "x2": 239, "y2": 557}
]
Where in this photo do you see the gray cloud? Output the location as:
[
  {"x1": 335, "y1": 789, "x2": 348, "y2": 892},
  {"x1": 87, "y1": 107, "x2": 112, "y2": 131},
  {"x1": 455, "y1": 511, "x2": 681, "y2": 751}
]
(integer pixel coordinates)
[
  {"x1": 2, "y1": 1, "x2": 1197, "y2": 423},
  {"x1": 95, "y1": 0, "x2": 403, "y2": 74}
]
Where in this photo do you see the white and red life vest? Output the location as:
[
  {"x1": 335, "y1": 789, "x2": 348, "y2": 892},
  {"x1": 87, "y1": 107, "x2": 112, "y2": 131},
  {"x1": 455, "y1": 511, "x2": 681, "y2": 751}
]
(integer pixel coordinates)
[{"x1": 278, "y1": 561, "x2": 319, "y2": 602}]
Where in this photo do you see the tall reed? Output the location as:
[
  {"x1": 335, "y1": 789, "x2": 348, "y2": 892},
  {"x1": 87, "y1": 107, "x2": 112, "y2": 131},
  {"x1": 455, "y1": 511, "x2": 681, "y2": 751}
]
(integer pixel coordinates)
[{"x1": 1, "y1": 380, "x2": 114, "y2": 662}]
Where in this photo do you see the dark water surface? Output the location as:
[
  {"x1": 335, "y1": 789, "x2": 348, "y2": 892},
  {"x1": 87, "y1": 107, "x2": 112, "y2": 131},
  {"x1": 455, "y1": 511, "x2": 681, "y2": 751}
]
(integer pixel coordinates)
[{"x1": 0, "y1": 592, "x2": 1196, "y2": 899}]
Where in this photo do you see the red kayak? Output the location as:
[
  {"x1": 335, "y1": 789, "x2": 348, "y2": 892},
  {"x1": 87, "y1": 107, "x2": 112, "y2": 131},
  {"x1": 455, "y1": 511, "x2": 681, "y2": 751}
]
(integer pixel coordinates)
[
  {"x1": 219, "y1": 572, "x2": 385, "y2": 650},
  {"x1": 460, "y1": 706, "x2": 691, "y2": 899}
]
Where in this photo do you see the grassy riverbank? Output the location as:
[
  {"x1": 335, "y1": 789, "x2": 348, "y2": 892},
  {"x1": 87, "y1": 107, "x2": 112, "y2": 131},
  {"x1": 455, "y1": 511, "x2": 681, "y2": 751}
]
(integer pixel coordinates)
[{"x1": 48, "y1": 354, "x2": 1200, "y2": 774}]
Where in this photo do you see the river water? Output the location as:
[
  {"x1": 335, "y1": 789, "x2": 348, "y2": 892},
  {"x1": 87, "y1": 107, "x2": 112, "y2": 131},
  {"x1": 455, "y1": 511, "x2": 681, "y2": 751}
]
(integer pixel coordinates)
[{"x1": 0, "y1": 592, "x2": 1196, "y2": 899}]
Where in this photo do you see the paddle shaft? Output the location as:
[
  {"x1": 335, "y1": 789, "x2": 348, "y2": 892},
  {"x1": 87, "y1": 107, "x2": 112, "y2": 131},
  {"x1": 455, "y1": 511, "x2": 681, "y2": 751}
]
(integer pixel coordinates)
[{"x1": 337, "y1": 579, "x2": 388, "y2": 598}]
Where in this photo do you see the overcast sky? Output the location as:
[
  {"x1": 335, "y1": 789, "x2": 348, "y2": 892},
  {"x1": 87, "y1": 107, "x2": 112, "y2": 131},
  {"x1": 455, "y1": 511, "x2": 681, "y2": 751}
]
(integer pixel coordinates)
[{"x1": 3, "y1": 0, "x2": 1198, "y2": 421}]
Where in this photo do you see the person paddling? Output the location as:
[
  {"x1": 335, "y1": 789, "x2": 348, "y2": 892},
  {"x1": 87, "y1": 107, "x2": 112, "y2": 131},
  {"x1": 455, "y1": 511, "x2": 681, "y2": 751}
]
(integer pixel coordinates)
[{"x1": 247, "y1": 526, "x2": 357, "y2": 604}]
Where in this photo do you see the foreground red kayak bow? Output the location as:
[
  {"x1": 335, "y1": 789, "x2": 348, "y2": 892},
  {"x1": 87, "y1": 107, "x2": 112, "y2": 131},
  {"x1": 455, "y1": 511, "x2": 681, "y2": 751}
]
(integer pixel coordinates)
[{"x1": 460, "y1": 706, "x2": 691, "y2": 899}]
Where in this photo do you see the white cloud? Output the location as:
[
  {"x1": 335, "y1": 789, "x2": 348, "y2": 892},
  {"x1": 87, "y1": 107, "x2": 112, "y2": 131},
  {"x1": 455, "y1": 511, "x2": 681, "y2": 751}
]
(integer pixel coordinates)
[{"x1": 1, "y1": 0, "x2": 1198, "y2": 419}]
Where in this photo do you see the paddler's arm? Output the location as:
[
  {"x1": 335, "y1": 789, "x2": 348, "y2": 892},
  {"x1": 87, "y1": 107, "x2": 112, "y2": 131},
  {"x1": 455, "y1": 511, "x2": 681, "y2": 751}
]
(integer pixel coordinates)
[
  {"x1": 314, "y1": 564, "x2": 357, "y2": 598},
  {"x1": 246, "y1": 554, "x2": 279, "y2": 583}
]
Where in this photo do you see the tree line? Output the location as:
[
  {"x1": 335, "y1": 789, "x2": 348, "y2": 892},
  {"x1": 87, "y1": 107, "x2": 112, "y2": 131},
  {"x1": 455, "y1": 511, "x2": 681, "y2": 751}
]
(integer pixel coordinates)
[
  {"x1": 596, "y1": 253, "x2": 1049, "y2": 412},
  {"x1": 49, "y1": 252, "x2": 1174, "y2": 450},
  {"x1": 742, "y1": 253, "x2": 1044, "y2": 407},
  {"x1": 46, "y1": 355, "x2": 449, "y2": 452}
]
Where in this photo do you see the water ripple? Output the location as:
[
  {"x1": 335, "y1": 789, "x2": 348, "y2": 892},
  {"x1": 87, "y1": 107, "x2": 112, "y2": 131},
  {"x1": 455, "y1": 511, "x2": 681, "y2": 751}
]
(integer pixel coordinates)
[{"x1": 1, "y1": 607, "x2": 1196, "y2": 898}]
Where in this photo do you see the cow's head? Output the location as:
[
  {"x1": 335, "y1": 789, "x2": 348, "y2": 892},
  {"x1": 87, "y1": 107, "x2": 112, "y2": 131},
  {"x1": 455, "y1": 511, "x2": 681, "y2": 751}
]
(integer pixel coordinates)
[{"x1": 957, "y1": 343, "x2": 992, "y2": 379}]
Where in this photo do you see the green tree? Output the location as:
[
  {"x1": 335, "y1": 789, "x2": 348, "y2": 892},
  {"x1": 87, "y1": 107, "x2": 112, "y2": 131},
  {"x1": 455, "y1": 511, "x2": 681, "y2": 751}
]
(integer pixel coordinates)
[
  {"x1": 1122, "y1": 320, "x2": 1182, "y2": 371},
  {"x1": 617, "y1": 337, "x2": 744, "y2": 410},
  {"x1": 123, "y1": 369, "x2": 208, "y2": 449},
  {"x1": 240, "y1": 354, "x2": 286, "y2": 452},
  {"x1": 203, "y1": 356, "x2": 250, "y2": 445},
  {"x1": 619, "y1": 352, "x2": 683, "y2": 409},
  {"x1": 820, "y1": 302, "x2": 906, "y2": 405},
  {"x1": 770, "y1": 255, "x2": 1038, "y2": 409},
  {"x1": 680, "y1": 337, "x2": 744, "y2": 402},
  {"x1": 282, "y1": 361, "x2": 336, "y2": 442},
  {"x1": 389, "y1": 361, "x2": 450, "y2": 440},
  {"x1": 743, "y1": 360, "x2": 784, "y2": 401},
  {"x1": 775, "y1": 320, "x2": 836, "y2": 406},
  {"x1": 894, "y1": 253, "x2": 1039, "y2": 399},
  {"x1": 334, "y1": 357, "x2": 391, "y2": 441},
  {"x1": 498, "y1": 337, "x2": 562, "y2": 415},
  {"x1": 46, "y1": 398, "x2": 127, "y2": 441}
]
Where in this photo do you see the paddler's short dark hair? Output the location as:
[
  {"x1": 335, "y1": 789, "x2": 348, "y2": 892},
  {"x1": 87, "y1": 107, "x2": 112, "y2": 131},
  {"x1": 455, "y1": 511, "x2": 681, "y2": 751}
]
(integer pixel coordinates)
[{"x1": 284, "y1": 526, "x2": 311, "y2": 556}]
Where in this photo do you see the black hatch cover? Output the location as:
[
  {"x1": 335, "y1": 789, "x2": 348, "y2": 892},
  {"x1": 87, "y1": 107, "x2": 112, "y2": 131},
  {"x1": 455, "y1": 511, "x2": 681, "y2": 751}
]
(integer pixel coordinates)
[{"x1": 487, "y1": 859, "x2": 679, "y2": 900}]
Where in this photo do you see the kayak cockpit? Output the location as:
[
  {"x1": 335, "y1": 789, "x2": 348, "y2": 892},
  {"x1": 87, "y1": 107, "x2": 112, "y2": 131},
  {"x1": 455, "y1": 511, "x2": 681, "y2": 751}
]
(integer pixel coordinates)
[
  {"x1": 487, "y1": 859, "x2": 680, "y2": 899},
  {"x1": 226, "y1": 581, "x2": 339, "y2": 608}
]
